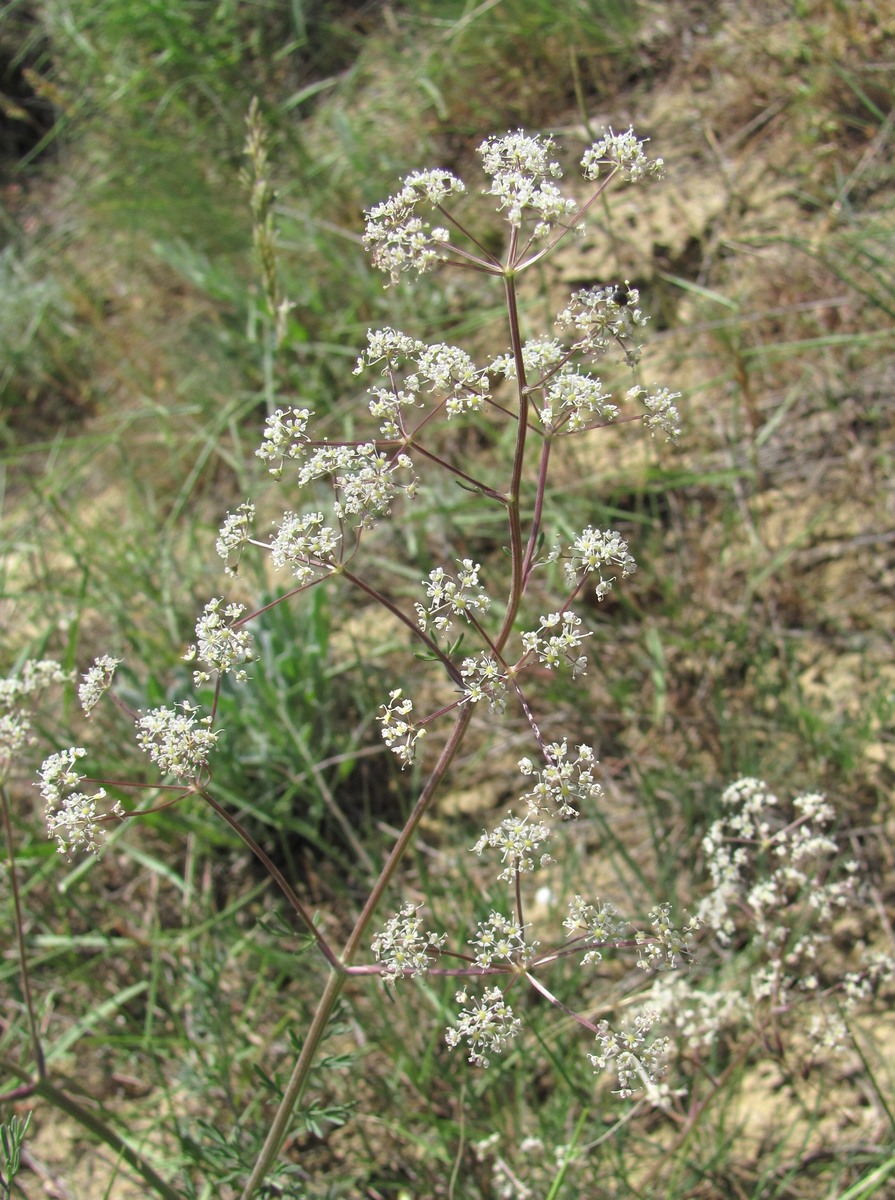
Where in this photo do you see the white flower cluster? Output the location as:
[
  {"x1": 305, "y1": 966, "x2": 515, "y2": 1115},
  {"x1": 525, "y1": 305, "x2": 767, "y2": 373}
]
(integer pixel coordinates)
[
  {"x1": 641, "y1": 795, "x2": 893, "y2": 1063},
  {"x1": 627, "y1": 385, "x2": 682, "y2": 440},
  {"x1": 843, "y1": 951, "x2": 895, "y2": 1007},
  {"x1": 538, "y1": 369, "x2": 618, "y2": 434},
  {"x1": 416, "y1": 341, "x2": 488, "y2": 418},
  {"x1": 360, "y1": 340, "x2": 417, "y2": 428},
  {"x1": 366, "y1": 384, "x2": 419, "y2": 440},
  {"x1": 416, "y1": 559, "x2": 491, "y2": 635},
  {"x1": 362, "y1": 127, "x2": 662, "y2": 283},
  {"x1": 256, "y1": 406, "x2": 313, "y2": 478},
  {"x1": 363, "y1": 168, "x2": 464, "y2": 283},
  {"x1": 696, "y1": 778, "x2": 855, "y2": 952},
  {"x1": 796, "y1": 952, "x2": 895, "y2": 1053},
  {"x1": 495, "y1": 325, "x2": 671, "y2": 439},
  {"x1": 490, "y1": 336, "x2": 564, "y2": 383},
  {"x1": 136, "y1": 701, "x2": 219, "y2": 781},
  {"x1": 1, "y1": 659, "x2": 70, "y2": 770},
  {"x1": 354, "y1": 327, "x2": 490, "y2": 433},
  {"x1": 805, "y1": 1010, "x2": 851, "y2": 1056},
  {"x1": 473, "y1": 743, "x2": 604, "y2": 888},
  {"x1": 188, "y1": 598, "x2": 256, "y2": 685},
  {"x1": 344, "y1": 445, "x2": 416, "y2": 526},
  {"x1": 377, "y1": 688, "x2": 425, "y2": 768},
  {"x1": 634, "y1": 903, "x2": 700, "y2": 971},
  {"x1": 518, "y1": 741, "x2": 602, "y2": 819},
  {"x1": 0, "y1": 712, "x2": 29, "y2": 769},
  {"x1": 0, "y1": 658, "x2": 69, "y2": 706},
  {"x1": 471, "y1": 911, "x2": 536, "y2": 968},
  {"x1": 78, "y1": 655, "x2": 121, "y2": 716},
  {"x1": 364, "y1": 126, "x2": 663, "y2": 285},
  {"x1": 460, "y1": 653, "x2": 507, "y2": 712},
  {"x1": 270, "y1": 510, "x2": 341, "y2": 582},
  {"x1": 696, "y1": 778, "x2": 868, "y2": 1016},
  {"x1": 564, "y1": 526, "x2": 636, "y2": 600},
  {"x1": 445, "y1": 985, "x2": 522, "y2": 1068},
  {"x1": 473, "y1": 812, "x2": 552, "y2": 883},
  {"x1": 588, "y1": 1008, "x2": 671, "y2": 1099},
  {"x1": 563, "y1": 895, "x2": 627, "y2": 965},
  {"x1": 39, "y1": 746, "x2": 123, "y2": 857},
  {"x1": 557, "y1": 284, "x2": 648, "y2": 367},
  {"x1": 478, "y1": 130, "x2": 577, "y2": 236},
  {"x1": 494, "y1": 322, "x2": 665, "y2": 438},
  {"x1": 292, "y1": 442, "x2": 418, "y2": 529},
  {"x1": 521, "y1": 610, "x2": 590, "y2": 676},
  {"x1": 355, "y1": 325, "x2": 419, "y2": 371},
  {"x1": 647, "y1": 974, "x2": 749, "y2": 1054},
  {"x1": 371, "y1": 902, "x2": 446, "y2": 982},
  {"x1": 215, "y1": 502, "x2": 255, "y2": 576},
  {"x1": 580, "y1": 126, "x2": 665, "y2": 184}
]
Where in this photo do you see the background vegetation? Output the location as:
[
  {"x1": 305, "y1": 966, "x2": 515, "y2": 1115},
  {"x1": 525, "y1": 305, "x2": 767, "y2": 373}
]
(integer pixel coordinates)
[{"x1": 2, "y1": 0, "x2": 894, "y2": 1196}]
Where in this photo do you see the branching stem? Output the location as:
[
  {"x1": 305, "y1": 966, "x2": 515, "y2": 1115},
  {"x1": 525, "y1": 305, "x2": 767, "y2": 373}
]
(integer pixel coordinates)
[{"x1": 239, "y1": 705, "x2": 474, "y2": 1199}]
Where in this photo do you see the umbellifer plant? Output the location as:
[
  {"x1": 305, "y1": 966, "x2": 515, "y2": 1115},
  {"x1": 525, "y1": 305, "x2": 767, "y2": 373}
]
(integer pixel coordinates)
[{"x1": 8, "y1": 120, "x2": 889, "y2": 1198}]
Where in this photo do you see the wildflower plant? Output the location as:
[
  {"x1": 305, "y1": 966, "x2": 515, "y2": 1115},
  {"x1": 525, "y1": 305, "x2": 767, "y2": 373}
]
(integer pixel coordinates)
[{"x1": 5, "y1": 120, "x2": 892, "y2": 1199}]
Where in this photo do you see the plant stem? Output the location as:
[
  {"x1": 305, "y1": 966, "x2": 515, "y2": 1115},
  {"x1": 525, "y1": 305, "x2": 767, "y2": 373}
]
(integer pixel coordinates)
[
  {"x1": 341, "y1": 566, "x2": 464, "y2": 686},
  {"x1": 242, "y1": 239, "x2": 533, "y2": 1200},
  {"x1": 1, "y1": 784, "x2": 45, "y2": 1081},
  {"x1": 239, "y1": 704, "x2": 473, "y2": 1200},
  {"x1": 200, "y1": 786, "x2": 342, "y2": 970}
]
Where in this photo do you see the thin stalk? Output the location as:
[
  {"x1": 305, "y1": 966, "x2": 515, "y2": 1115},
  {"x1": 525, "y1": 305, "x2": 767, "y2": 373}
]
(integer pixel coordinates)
[
  {"x1": 1, "y1": 784, "x2": 45, "y2": 1081},
  {"x1": 242, "y1": 224, "x2": 535, "y2": 1200},
  {"x1": 515, "y1": 169, "x2": 617, "y2": 272},
  {"x1": 239, "y1": 705, "x2": 473, "y2": 1200},
  {"x1": 838, "y1": 997, "x2": 895, "y2": 1133},
  {"x1": 199, "y1": 786, "x2": 342, "y2": 971},
  {"x1": 410, "y1": 439, "x2": 506, "y2": 502},
  {"x1": 521, "y1": 438, "x2": 552, "y2": 585},
  {"x1": 492, "y1": 267, "x2": 530, "y2": 652},
  {"x1": 341, "y1": 566, "x2": 465, "y2": 687}
]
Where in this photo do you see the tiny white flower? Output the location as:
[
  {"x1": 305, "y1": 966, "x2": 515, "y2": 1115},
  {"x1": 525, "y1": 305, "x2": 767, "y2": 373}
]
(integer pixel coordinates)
[
  {"x1": 372, "y1": 902, "x2": 446, "y2": 982},
  {"x1": 39, "y1": 747, "x2": 123, "y2": 857},
  {"x1": 520, "y1": 609, "x2": 590, "y2": 676},
  {"x1": 377, "y1": 689, "x2": 425, "y2": 767},
  {"x1": 416, "y1": 559, "x2": 491, "y2": 636},
  {"x1": 188, "y1": 598, "x2": 256, "y2": 685},
  {"x1": 557, "y1": 283, "x2": 647, "y2": 367},
  {"x1": 473, "y1": 812, "x2": 552, "y2": 882},
  {"x1": 564, "y1": 895, "x2": 627, "y2": 964},
  {"x1": 540, "y1": 369, "x2": 617, "y2": 433},
  {"x1": 478, "y1": 130, "x2": 577, "y2": 234},
  {"x1": 415, "y1": 342, "x2": 489, "y2": 418},
  {"x1": 256, "y1": 407, "x2": 314, "y2": 477},
  {"x1": 460, "y1": 654, "x2": 507, "y2": 713},
  {"x1": 491, "y1": 337, "x2": 564, "y2": 382},
  {"x1": 269, "y1": 511, "x2": 341, "y2": 583},
  {"x1": 78, "y1": 655, "x2": 121, "y2": 716},
  {"x1": 589, "y1": 1008, "x2": 671, "y2": 1099},
  {"x1": 446, "y1": 985, "x2": 522, "y2": 1068},
  {"x1": 581, "y1": 127, "x2": 665, "y2": 184},
  {"x1": 364, "y1": 169, "x2": 466, "y2": 283},
  {"x1": 517, "y1": 741, "x2": 601, "y2": 819},
  {"x1": 627, "y1": 385, "x2": 682, "y2": 440},
  {"x1": 216, "y1": 502, "x2": 256, "y2": 575},
  {"x1": 564, "y1": 527, "x2": 636, "y2": 600},
  {"x1": 136, "y1": 702, "x2": 219, "y2": 781}
]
